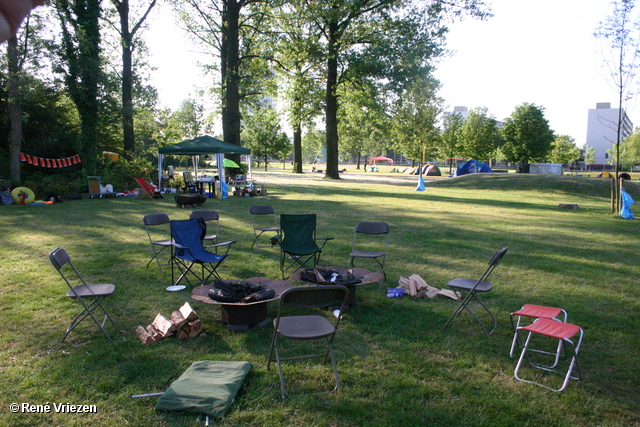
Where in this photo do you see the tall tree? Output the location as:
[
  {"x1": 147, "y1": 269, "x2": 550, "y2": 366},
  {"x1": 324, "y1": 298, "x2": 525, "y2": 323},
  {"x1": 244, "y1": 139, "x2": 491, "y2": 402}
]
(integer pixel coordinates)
[
  {"x1": 110, "y1": 0, "x2": 156, "y2": 159},
  {"x1": 242, "y1": 104, "x2": 291, "y2": 170},
  {"x1": 174, "y1": 0, "x2": 269, "y2": 152},
  {"x1": 458, "y1": 106, "x2": 502, "y2": 163},
  {"x1": 7, "y1": 35, "x2": 23, "y2": 183},
  {"x1": 299, "y1": 0, "x2": 489, "y2": 179},
  {"x1": 439, "y1": 111, "x2": 464, "y2": 174},
  {"x1": 549, "y1": 134, "x2": 581, "y2": 166},
  {"x1": 54, "y1": 0, "x2": 103, "y2": 175},
  {"x1": 595, "y1": 0, "x2": 640, "y2": 212},
  {"x1": 502, "y1": 103, "x2": 554, "y2": 172}
]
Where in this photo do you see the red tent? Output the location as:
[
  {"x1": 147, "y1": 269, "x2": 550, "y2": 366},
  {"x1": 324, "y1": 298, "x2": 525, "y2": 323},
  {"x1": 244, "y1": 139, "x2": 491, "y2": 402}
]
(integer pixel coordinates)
[{"x1": 368, "y1": 156, "x2": 394, "y2": 165}]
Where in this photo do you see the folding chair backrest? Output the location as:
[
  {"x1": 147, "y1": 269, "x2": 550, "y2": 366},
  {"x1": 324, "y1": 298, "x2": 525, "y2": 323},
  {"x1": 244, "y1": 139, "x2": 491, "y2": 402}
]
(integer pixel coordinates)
[
  {"x1": 281, "y1": 285, "x2": 348, "y2": 311},
  {"x1": 189, "y1": 210, "x2": 220, "y2": 222},
  {"x1": 183, "y1": 171, "x2": 195, "y2": 184},
  {"x1": 171, "y1": 218, "x2": 207, "y2": 255},
  {"x1": 280, "y1": 214, "x2": 317, "y2": 253},
  {"x1": 49, "y1": 247, "x2": 88, "y2": 290},
  {"x1": 355, "y1": 221, "x2": 390, "y2": 235},
  {"x1": 143, "y1": 213, "x2": 170, "y2": 227},
  {"x1": 250, "y1": 205, "x2": 275, "y2": 216},
  {"x1": 479, "y1": 247, "x2": 509, "y2": 282}
]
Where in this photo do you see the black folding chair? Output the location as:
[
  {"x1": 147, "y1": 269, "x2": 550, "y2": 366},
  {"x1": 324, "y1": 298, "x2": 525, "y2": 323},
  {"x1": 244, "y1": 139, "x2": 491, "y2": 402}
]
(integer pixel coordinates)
[
  {"x1": 143, "y1": 213, "x2": 172, "y2": 270},
  {"x1": 349, "y1": 221, "x2": 390, "y2": 281},
  {"x1": 442, "y1": 247, "x2": 509, "y2": 336},
  {"x1": 170, "y1": 218, "x2": 229, "y2": 288},
  {"x1": 249, "y1": 205, "x2": 279, "y2": 251},
  {"x1": 273, "y1": 214, "x2": 333, "y2": 279},
  {"x1": 267, "y1": 285, "x2": 349, "y2": 400},
  {"x1": 49, "y1": 247, "x2": 117, "y2": 344},
  {"x1": 189, "y1": 210, "x2": 236, "y2": 255}
]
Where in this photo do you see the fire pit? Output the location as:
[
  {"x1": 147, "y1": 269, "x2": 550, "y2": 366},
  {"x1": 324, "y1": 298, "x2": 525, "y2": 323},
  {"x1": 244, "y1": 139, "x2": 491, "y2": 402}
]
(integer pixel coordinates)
[
  {"x1": 290, "y1": 266, "x2": 383, "y2": 306},
  {"x1": 192, "y1": 277, "x2": 291, "y2": 331}
]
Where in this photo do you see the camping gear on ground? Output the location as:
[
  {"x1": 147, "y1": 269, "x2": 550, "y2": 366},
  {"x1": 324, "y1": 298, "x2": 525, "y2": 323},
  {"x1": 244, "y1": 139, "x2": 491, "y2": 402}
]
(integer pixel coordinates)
[
  {"x1": 49, "y1": 247, "x2": 117, "y2": 344},
  {"x1": 143, "y1": 213, "x2": 173, "y2": 271},
  {"x1": 10, "y1": 186, "x2": 35, "y2": 204},
  {"x1": 514, "y1": 318, "x2": 584, "y2": 392},
  {"x1": 87, "y1": 176, "x2": 115, "y2": 198},
  {"x1": 442, "y1": 247, "x2": 509, "y2": 336},
  {"x1": 272, "y1": 214, "x2": 333, "y2": 279},
  {"x1": 135, "y1": 178, "x2": 163, "y2": 199},
  {"x1": 267, "y1": 285, "x2": 349, "y2": 400},
  {"x1": 154, "y1": 360, "x2": 252, "y2": 419},
  {"x1": 416, "y1": 175, "x2": 425, "y2": 191}
]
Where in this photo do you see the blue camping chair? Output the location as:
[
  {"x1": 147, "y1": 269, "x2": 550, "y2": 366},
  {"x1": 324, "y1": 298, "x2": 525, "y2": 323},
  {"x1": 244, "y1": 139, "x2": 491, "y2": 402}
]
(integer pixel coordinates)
[{"x1": 170, "y1": 218, "x2": 229, "y2": 288}]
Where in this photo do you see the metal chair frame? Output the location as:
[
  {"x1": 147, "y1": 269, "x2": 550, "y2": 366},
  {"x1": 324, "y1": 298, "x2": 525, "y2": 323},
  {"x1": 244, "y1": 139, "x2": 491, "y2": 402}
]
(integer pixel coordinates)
[
  {"x1": 349, "y1": 221, "x2": 390, "y2": 281},
  {"x1": 267, "y1": 285, "x2": 349, "y2": 400},
  {"x1": 514, "y1": 318, "x2": 583, "y2": 392},
  {"x1": 143, "y1": 213, "x2": 172, "y2": 271},
  {"x1": 189, "y1": 210, "x2": 236, "y2": 255},
  {"x1": 442, "y1": 247, "x2": 509, "y2": 336},
  {"x1": 250, "y1": 205, "x2": 279, "y2": 251},
  {"x1": 509, "y1": 304, "x2": 568, "y2": 367},
  {"x1": 49, "y1": 247, "x2": 117, "y2": 345}
]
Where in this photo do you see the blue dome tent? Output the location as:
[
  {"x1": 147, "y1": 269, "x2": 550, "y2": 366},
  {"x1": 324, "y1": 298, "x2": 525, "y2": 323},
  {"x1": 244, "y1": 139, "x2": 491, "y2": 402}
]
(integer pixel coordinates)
[{"x1": 450, "y1": 160, "x2": 493, "y2": 177}]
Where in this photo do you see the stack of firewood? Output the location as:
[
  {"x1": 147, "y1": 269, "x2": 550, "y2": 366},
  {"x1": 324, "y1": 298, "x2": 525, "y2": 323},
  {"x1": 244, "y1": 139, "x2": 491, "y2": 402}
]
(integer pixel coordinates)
[
  {"x1": 398, "y1": 274, "x2": 461, "y2": 300},
  {"x1": 135, "y1": 302, "x2": 205, "y2": 344}
]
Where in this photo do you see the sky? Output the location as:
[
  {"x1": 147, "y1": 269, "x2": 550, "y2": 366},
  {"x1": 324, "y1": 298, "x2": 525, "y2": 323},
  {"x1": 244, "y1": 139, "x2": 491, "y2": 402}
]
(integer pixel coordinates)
[{"x1": 146, "y1": 0, "x2": 633, "y2": 146}]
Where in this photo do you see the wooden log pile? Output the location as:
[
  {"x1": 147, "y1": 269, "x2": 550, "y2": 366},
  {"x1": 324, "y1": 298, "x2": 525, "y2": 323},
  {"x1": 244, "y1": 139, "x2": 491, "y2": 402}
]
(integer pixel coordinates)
[
  {"x1": 398, "y1": 274, "x2": 461, "y2": 300},
  {"x1": 135, "y1": 302, "x2": 205, "y2": 344}
]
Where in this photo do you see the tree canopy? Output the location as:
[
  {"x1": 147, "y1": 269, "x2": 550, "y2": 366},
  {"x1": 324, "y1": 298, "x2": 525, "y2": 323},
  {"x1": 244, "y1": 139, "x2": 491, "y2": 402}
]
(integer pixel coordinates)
[{"x1": 502, "y1": 103, "x2": 555, "y2": 170}]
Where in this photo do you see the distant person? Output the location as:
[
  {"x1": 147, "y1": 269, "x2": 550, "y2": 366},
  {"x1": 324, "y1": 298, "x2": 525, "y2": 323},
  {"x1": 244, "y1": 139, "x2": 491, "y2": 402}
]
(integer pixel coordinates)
[{"x1": 0, "y1": 0, "x2": 46, "y2": 43}]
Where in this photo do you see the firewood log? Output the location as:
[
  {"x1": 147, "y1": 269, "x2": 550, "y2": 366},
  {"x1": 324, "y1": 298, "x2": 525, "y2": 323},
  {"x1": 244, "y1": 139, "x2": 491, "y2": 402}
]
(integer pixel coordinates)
[{"x1": 152, "y1": 313, "x2": 176, "y2": 337}]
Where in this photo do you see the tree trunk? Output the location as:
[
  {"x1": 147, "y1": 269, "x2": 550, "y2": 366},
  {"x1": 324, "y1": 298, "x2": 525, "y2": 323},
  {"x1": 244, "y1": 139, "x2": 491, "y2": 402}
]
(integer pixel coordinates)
[
  {"x1": 324, "y1": 26, "x2": 340, "y2": 180},
  {"x1": 7, "y1": 35, "x2": 22, "y2": 184},
  {"x1": 292, "y1": 121, "x2": 302, "y2": 173},
  {"x1": 117, "y1": 0, "x2": 135, "y2": 159},
  {"x1": 221, "y1": 0, "x2": 242, "y2": 149}
]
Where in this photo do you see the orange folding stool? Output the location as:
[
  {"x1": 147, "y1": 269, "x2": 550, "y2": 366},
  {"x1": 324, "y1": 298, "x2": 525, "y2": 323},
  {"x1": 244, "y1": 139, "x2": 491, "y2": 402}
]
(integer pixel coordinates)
[{"x1": 509, "y1": 304, "x2": 568, "y2": 364}]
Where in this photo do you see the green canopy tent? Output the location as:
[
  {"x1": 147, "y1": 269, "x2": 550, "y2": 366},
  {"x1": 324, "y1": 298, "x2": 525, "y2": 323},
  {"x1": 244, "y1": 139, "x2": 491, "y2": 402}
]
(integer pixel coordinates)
[{"x1": 158, "y1": 135, "x2": 251, "y2": 188}]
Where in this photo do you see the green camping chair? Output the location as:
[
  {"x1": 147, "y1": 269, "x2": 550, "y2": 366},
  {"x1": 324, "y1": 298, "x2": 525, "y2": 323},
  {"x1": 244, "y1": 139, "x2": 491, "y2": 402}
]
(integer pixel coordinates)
[{"x1": 272, "y1": 214, "x2": 333, "y2": 279}]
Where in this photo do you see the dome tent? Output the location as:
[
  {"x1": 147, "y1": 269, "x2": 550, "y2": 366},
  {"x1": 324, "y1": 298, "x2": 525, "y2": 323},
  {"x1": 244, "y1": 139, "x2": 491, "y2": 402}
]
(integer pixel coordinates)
[{"x1": 450, "y1": 160, "x2": 493, "y2": 177}]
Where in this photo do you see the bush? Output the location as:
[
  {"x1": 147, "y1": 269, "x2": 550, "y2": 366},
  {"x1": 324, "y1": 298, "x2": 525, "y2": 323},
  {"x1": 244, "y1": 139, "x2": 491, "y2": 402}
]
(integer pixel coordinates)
[{"x1": 98, "y1": 157, "x2": 156, "y2": 191}]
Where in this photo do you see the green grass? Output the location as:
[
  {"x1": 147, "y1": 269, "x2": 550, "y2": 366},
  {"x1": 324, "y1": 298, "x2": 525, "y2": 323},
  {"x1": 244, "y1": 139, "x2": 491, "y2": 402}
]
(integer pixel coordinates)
[{"x1": 1, "y1": 171, "x2": 639, "y2": 426}]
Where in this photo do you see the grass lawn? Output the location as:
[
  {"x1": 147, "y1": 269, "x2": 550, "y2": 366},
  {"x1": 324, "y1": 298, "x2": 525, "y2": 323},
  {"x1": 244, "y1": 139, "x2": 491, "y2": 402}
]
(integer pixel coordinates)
[{"x1": 1, "y1": 171, "x2": 639, "y2": 426}]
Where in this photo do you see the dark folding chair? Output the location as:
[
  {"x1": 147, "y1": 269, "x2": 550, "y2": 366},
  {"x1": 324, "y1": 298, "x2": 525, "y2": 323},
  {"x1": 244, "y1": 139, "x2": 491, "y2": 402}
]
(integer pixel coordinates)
[
  {"x1": 273, "y1": 214, "x2": 333, "y2": 279},
  {"x1": 249, "y1": 205, "x2": 279, "y2": 251},
  {"x1": 267, "y1": 285, "x2": 349, "y2": 400},
  {"x1": 170, "y1": 218, "x2": 229, "y2": 288},
  {"x1": 189, "y1": 210, "x2": 236, "y2": 255},
  {"x1": 442, "y1": 247, "x2": 509, "y2": 336},
  {"x1": 182, "y1": 171, "x2": 198, "y2": 193},
  {"x1": 143, "y1": 213, "x2": 172, "y2": 270},
  {"x1": 349, "y1": 221, "x2": 390, "y2": 281},
  {"x1": 49, "y1": 247, "x2": 117, "y2": 344}
]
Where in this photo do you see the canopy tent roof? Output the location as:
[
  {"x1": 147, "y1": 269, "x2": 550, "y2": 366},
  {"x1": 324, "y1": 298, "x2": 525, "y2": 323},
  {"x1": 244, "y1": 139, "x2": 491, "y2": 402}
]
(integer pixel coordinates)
[
  {"x1": 368, "y1": 156, "x2": 394, "y2": 164},
  {"x1": 159, "y1": 135, "x2": 250, "y2": 155}
]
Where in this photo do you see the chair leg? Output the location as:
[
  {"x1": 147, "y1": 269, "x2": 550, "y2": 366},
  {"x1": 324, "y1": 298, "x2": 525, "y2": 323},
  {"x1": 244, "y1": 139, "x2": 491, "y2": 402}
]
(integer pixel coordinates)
[
  {"x1": 60, "y1": 297, "x2": 116, "y2": 345},
  {"x1": 443, "y1": 292, "x2": 497, "y2": 336}
]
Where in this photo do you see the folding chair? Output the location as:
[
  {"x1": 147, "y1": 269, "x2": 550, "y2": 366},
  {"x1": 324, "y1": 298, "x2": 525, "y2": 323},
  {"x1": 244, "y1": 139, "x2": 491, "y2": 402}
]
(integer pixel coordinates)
[
  {"x1": 135, "y1": 178, "x2": 163, "y2": 199},
  {"x1": 349, "y1": 221, "x2": 390, "y2": 280},
  {"x1": 170, "y1": 218, "x2": 228, "y2": 288},
  {"x1": 49, "y1": 247, "x2": 117, "y2": 344},
  {"x1": 442, "y1": 247, "x2": 509, "y2": 336},
  {"x1": 143, "y1": 213, "x2": 172, "y2": 270},
  {"x1": 273, "y1": 214, "x2": 333, "y2": 279},
  {"x1": 267, "y1": 285, "x2": 349, "y2": 400},
  {"x1": 249, "y1": 205, "x2": 279, "y2": 251},
  {"x1": 182, "y1": 171, "x2": 198, "y2": 193},
  {"x1": 509, "y1": 304, "x2": 568, "y2": 364},
  {"x1": 514, "y1": 318, "x2": 583, "y2": 392},
  {"x1": 189, "y1": 210, "x2": 236, "y2": 255}
]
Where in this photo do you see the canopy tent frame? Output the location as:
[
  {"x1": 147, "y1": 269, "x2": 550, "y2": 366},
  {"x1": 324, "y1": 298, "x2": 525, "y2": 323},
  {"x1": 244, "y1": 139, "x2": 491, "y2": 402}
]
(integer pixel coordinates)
[{"x1": 158, "y1": 136, "x2": 252, "y2": 191}]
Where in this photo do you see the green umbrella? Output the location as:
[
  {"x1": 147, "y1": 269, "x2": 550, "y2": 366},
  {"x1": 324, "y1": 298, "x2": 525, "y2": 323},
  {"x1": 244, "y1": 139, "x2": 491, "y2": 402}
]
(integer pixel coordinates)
[{"x1": 223, "y1": 158, "x2": 240, "y2": 168}]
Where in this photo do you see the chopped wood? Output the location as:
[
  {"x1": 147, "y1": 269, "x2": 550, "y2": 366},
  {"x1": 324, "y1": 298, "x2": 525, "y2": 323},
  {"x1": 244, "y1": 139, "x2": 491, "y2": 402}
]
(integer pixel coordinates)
[
  {"x1": 179, "y1": 302, "x2": 198, "y2": 322},
  {"x1": 188, "y1": 319, "x2": 203, "y2": 337},
  {"x1": 438, "y1": 289, "x2": 462, "y2": 300},
  {"x1": 175, "y1": 329, "x2": 189, "y2": 340},
  {"x1": 145, "y1": 324, "x2": 162, "y2": 340},
  {"x1": 135, "y1": 326, "x2": 156, "y2": 344},
  {"x1": 152, "y1": 313, "x2": 176, "y2": 337},
  {"x1": 170, "y1": 310, "x2": 187, "y2": 329},
  {"x1": 559, "y1": 203, "x2": 579, "y2": 209}
]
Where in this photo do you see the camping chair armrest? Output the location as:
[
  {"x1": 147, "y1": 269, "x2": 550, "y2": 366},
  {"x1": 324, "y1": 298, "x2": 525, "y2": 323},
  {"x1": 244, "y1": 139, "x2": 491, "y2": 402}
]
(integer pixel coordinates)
[
  {"x1": 209, "y1": 240, "x2": 236, "y2": 256},
  {"x1": 170, "y1": 242, "x2": 187, "y2": 249},
  {"x1": 316, "y1": 237, "x2": 334, "y2": 250},
  {"x1": 270, "y1": 234, "x2": 283, "y2": 246}
]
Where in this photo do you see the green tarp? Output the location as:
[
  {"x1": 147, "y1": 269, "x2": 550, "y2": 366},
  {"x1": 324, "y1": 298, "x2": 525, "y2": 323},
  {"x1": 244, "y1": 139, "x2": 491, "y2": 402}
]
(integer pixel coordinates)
[
  {"x1": 155, "y1": 360, "x2": 252, "y2": 418},
  {"x1": 159, "y1": 135, "x2": 250, "y2": 155}
]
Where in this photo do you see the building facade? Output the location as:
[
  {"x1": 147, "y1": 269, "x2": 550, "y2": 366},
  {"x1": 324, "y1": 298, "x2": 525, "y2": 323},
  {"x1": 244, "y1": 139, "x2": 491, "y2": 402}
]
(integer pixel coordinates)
[{"x1": 586, "y1": 102, "x2": 634, "y2": 166}]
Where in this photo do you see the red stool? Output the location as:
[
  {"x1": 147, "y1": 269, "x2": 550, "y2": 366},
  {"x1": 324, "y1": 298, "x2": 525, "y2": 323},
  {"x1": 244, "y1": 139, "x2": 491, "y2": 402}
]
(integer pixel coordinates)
[
  {"x1": 514, "y1": 318, "x2": 583, "y2": 392},
  {"x1": 509, "y1": 304, "x2": 567, "y2": 364}
]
